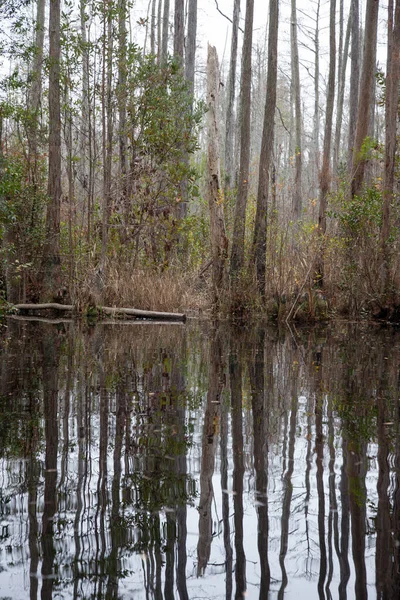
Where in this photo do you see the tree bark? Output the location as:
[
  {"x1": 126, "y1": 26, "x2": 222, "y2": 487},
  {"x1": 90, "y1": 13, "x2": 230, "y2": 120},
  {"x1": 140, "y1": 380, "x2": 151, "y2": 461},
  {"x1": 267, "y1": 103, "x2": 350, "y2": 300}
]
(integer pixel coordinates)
[
  {"x1": 333, "y1": 2, "x2": 351, "y2": 176},
  {"x1": 27, "y1": 0, "x2": 45, "y2": 179},
  {"x1": 252, "y1": 0, "x2": 279, "y2": 296},
  {"x1": 42, "y1": 0, "x2": 62, "y2": 300},
  {"x1": 161, "y1": 0, "x2": 170, "y2": 62},
  {"x1": 318, "y1": 0, "x2": 336, "y2": 235},
  {"x1": 381, "y1": 0, "x2": 400, "y2": 297},
  {"x1": 347, "y1": 0, "x2": 360, "y2": 170},
  {"x1": 118, "y1": 0, "x2": 128, "y2": 215},
  {"x1": 350, "y1": 0, "x2": 379, "y2": 199},
  {"x1": 291, "y1": 0, "x2": 302, "y2": 220},
  {"x1": 224, "y1": 0, "x2": 240, "y2": 192},
  {"x1": 230, "y1": 0, "x2": 254, "y2": 280},
  {"x1": 207, "y1": 45, "x2": 228, "y2": 309},
  {"x1": 173, "y1": 0, "x2": 184, "y2": 65},
  {"x1": 185, "y1": 0, "x2": 197, "y2": 97},
  {"x1": 312, "y1": 0, "x2": 321, "y2": 196},
  {"x1": 150, "y1": 0, "x2": 157, "y2": 55}
]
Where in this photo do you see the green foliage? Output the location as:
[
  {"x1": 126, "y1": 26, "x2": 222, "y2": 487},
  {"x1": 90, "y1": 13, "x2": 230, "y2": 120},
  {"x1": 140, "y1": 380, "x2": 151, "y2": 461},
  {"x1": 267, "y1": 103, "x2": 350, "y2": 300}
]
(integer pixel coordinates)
[{"x1": 329, "y1": 185, "x2": 382, "y2": 239}]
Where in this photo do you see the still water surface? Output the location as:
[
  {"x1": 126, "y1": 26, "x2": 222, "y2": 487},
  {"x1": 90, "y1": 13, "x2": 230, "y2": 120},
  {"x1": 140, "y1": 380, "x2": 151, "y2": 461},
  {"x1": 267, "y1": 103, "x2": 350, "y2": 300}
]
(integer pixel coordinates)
[{"x1": 0, "y1": 318, "x2": 399, "y2": 599}]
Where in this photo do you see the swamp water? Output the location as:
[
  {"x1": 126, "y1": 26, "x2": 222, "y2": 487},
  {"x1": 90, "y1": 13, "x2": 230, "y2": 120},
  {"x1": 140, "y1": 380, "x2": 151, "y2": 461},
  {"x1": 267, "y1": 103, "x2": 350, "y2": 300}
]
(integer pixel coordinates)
[{"x1": 0, "y1": 319, "x2": 399, "y2": 600}]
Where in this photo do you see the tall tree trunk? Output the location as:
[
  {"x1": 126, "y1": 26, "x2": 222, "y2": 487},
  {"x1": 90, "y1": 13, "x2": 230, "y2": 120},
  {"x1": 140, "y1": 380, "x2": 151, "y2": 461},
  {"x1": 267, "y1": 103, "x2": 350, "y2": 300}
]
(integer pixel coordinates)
[
  {"x1": 161, "y1": 0, "x2": 170, "y2": 62},
  {"x1": 157, "y1": 0, "x2": 163, "y2": 64},
  {"x1": 347, "y1": 0, "x2": 360, "y2": 170},
  {"x1": 100, "y1": 0, "x2": 113, "y2": 278},
  {"x1": 185, "y1": 0, "x2": 197, "y2": 96},
  {"x1": 80, "y1": 0, "x2": 90, "y2": 235},
  {"x1": 252, "y1": 0, "x2": 279, "y2": 296},
  {"x1": 381, "y1": 0, "x2": 400, "y2": 298},
  {"x1": 173, "y1": 0, "x2": 184, "y2": 64},
  {"x1": 150, "y1": 0, "x2": 157, "y2": 55},
  {"x1": 27, "y1": 0, "x2": 46, "y2": 181},
  {"x1": 318, "y1": 0, "x2": 336, "y2": 236},
  {"x1": 350, "y1": 0, "x2": 379, "y2": 199},
  {"x1": 230, "y1": 0, "x2": 254, "y2": 280},
  {"x1": 313, "y1": 0, "x2": 321, "y2": 197},
  {"x1": 333, "y1": 4, "x2": 351, "y2": 176},
  {"x1": 224, "y1": 0, "x2": 240, "y2": 192},
  {"x1": 291, "y1": 0, "x2": 302, "y2": 220},
  {"x1": 42, "y1": 0, "x2": 62, "y2": 300},
  {"x1": 207, "y1": 45, "x2": 228, "y2": 309},
  {"x1": 118, "y1": 0, "x2": 128, "y2": 218}
]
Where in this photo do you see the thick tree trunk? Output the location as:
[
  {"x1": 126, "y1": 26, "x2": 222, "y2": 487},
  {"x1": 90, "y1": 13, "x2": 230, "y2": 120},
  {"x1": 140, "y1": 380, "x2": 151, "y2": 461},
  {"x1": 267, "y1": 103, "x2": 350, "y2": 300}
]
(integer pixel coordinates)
[
  {"x1": 291, "y1": 0, "x2": 302, "y2": 220},
  {"x1": 230, "y1": 0, "x2": 254, "y2": 280},
  {"x1": 157, "y1": 0, "x2": 163, "y2": 64},
  {"x1": 252, "y1": 0, "x2": 279, "y2": 296},
  {"x1": 313, "y1": 0, "x2": 321, "y2": 196},
  {"x1": 79, "y1": 0, "x2": 90, "y2": 234},
  {"x1": 350, "y1": 0, "x2": 379, "y2": 199},
  {"x1": 150, "y1": 0, "x2": 157, "y2": 55},
  {"x1": 118, "y1": 0, "x2": 128, "y2": 216},
  {"x1": 224, "y1": 0, "x2": 240, "y2": 192},
  {"x1": 42, "y1": 0, "x2": 62, "y2": 300},
  {"x1": 207, "y1": 45, "x2": 228, "y2": 308},
  {"x1": 381, "y1": 0, "x2": 400, "y2": 296}
]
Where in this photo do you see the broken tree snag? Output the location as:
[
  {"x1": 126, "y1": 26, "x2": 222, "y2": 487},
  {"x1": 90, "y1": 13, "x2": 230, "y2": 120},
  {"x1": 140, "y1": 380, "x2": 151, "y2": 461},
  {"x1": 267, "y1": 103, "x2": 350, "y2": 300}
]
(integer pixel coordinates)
[{"x1": 13, "y1": 303, "x2": 186, "y2": 322}]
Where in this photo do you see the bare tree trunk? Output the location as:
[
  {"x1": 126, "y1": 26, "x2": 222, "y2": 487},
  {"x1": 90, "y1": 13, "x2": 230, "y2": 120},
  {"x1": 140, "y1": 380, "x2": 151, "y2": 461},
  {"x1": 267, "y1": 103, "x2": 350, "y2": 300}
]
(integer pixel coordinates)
[
  {"x1": 185, "y1": 0, "x2": 197, "y2": 97},
  {"x1": 318, "y1": 0, "x2": 336, "y2": 235},
  {"x1": 224, "y1": 0, "x2": 240, "y2": 192},
  {"x1": 118, "y1": 0, "x2": 128, "y2": 218},
  {"x1": 350, "y1": 0, "x2": 379, "y2": 199},
  {"x1": 347, "y1": 0, "x2": 360, "y2": 170},
  {"x1": 313, "y1": 0, "x2": 321, "y2": 196},
  {"x1": 207, "y1": 45, "x2": 228, "y2": 309},
  {"x1": 100, "y1": 0, "x2": 113, "y2": 275},
  {"x1": 42, "y1": 0, "x2": 62, "y2": 300},
  {"x1": 174, "y1": 0, "x2": 184, "y2": 64},
  {"x1": 230, "y1": 0, "x2": 254, "y2": 280},
  {"x1": 291, "y1": 0, "x2": 302, "y2": 220},
  {"x1": 27, "y1": 0, "x2": 45, "y2": 180},
  {"x1": 79, "y1": 0, "x2": 90, "y2": 235},
  {"x1": 150, "y1": 0, "x2": 157, "y2": 55},
  {"x1": 333, "y1": 3, "x2": 351, "y2": 176},
  {"x1": 157, "y1": 0, "x2": 163, "y2": 64},
  {"x1": 161, "y1": 0, "x2": 170, "y2": 62},
  {"x1": 252, "y1": 0, "x2": 279, "y2": 296},
  {"x1": 381, "y1": 0, "x2": 400, "y2": 298}
]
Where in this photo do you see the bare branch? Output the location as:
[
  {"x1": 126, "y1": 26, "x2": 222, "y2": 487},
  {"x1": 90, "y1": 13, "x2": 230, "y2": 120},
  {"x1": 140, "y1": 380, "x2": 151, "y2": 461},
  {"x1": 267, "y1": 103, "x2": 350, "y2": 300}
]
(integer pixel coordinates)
[{"x1": 214, "y1": 0, "x2": 244, "y2": 33}]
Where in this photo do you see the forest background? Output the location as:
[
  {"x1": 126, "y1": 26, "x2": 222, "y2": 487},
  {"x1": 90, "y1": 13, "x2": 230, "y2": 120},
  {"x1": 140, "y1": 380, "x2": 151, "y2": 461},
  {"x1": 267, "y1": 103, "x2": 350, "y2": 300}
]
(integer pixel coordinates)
[{"x1": 0, "y1": 0, "x2": 399, "y2": 321}]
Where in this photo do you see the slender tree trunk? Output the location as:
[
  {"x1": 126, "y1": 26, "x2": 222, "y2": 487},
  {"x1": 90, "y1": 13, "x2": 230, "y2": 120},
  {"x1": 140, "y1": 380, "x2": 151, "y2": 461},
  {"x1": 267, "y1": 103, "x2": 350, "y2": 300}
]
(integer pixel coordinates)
[
  {"x1": 318, "y1": 0, "x2": 336, "y2": 236},
  {"x1": 381, "y1": 0, "x2": 400, "y2": 298},
  {"x1": 291, "y1": 0, "x2": 302, "y2": 220},
  {"x1": 252, "y1": 0, "x2": 279, "y2": 296},
  {"x1": 347, "y1": 0, "x2": 360, "y2": 170},
  {"x1": 42, "y1": 0, "x2": 62, "y2": 300},
  {"x1": 207, "y1": 45, "x2": 228, "y2": 309},
  {"x1": 150, "y1": 0, "x2": 157, "y2": 55},
  {"x1": 100, "y1": 0, "x2": 113, "y2": 276},
  {"x1": 173, "y1": 0, "x2": 184, "y2": 64},
  {"x1": 230, "y1": 0, "x2": 254, "y2": 280},
  {"x1": 313, "y1": 0, "x2": 321, "y2": 196},
  {"x1": 80, "y1": 0, "x2": 90, "y2": 235},
  {"x1": 157, "y1": 0, "x2": 163, "y2": 64},
  {"x1": 333, "y1": 4, "x2": 351, "y2": 176},
  {"x1": 185, "y1": 0, "x2": 197, "y2": 97},
  {"x1": 161, "y1": 0, "x2": 170, "y2": 62},
  {"x1": 224, "y1": 0, "x2": 240, "y2": 192},
  {"x1": 118, "y1": 0, "x2": 128, "y2": 217},
  {"x1": 350, "y1": 0, "x2": 379, "y2": 199},
  {"x1": 27, "y1": 0, "x2": 45, "y2": 180}
]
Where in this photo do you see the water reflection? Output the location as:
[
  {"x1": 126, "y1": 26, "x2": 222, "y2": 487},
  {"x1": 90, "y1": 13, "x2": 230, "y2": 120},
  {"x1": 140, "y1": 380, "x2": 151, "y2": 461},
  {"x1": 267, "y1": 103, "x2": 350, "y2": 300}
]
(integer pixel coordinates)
[{"x1": 1, "y1": 320, "x2": 400, "y2": 599}]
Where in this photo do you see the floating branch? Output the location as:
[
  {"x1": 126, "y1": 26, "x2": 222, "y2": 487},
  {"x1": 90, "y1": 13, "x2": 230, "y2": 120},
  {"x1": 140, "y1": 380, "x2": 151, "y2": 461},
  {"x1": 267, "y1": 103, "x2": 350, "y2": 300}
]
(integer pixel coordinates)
[{"x1": 14, "y1": 304, "x2": 186, "y2": 322}]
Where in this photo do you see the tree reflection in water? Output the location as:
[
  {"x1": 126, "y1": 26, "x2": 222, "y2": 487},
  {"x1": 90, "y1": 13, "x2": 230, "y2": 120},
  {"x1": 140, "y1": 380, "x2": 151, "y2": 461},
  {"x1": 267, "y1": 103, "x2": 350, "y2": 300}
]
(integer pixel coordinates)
[{"x1": 1, "y1": 321, "x2": 400, "y2": 598}]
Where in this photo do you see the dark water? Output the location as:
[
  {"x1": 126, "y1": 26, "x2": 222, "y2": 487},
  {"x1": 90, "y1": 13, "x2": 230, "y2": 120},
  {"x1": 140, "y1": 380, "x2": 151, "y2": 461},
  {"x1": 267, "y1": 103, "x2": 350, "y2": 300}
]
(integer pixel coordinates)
[{"x1": 0, "y1": 318, "x2": 399, "y2": 600}]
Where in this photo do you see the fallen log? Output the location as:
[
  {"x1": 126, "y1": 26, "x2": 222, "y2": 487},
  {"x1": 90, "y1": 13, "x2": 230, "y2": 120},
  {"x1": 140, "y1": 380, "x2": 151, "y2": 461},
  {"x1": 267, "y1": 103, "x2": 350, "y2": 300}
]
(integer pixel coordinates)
[{"x1": 14, "y1": 303, "x2": 186, "y2": 322}]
